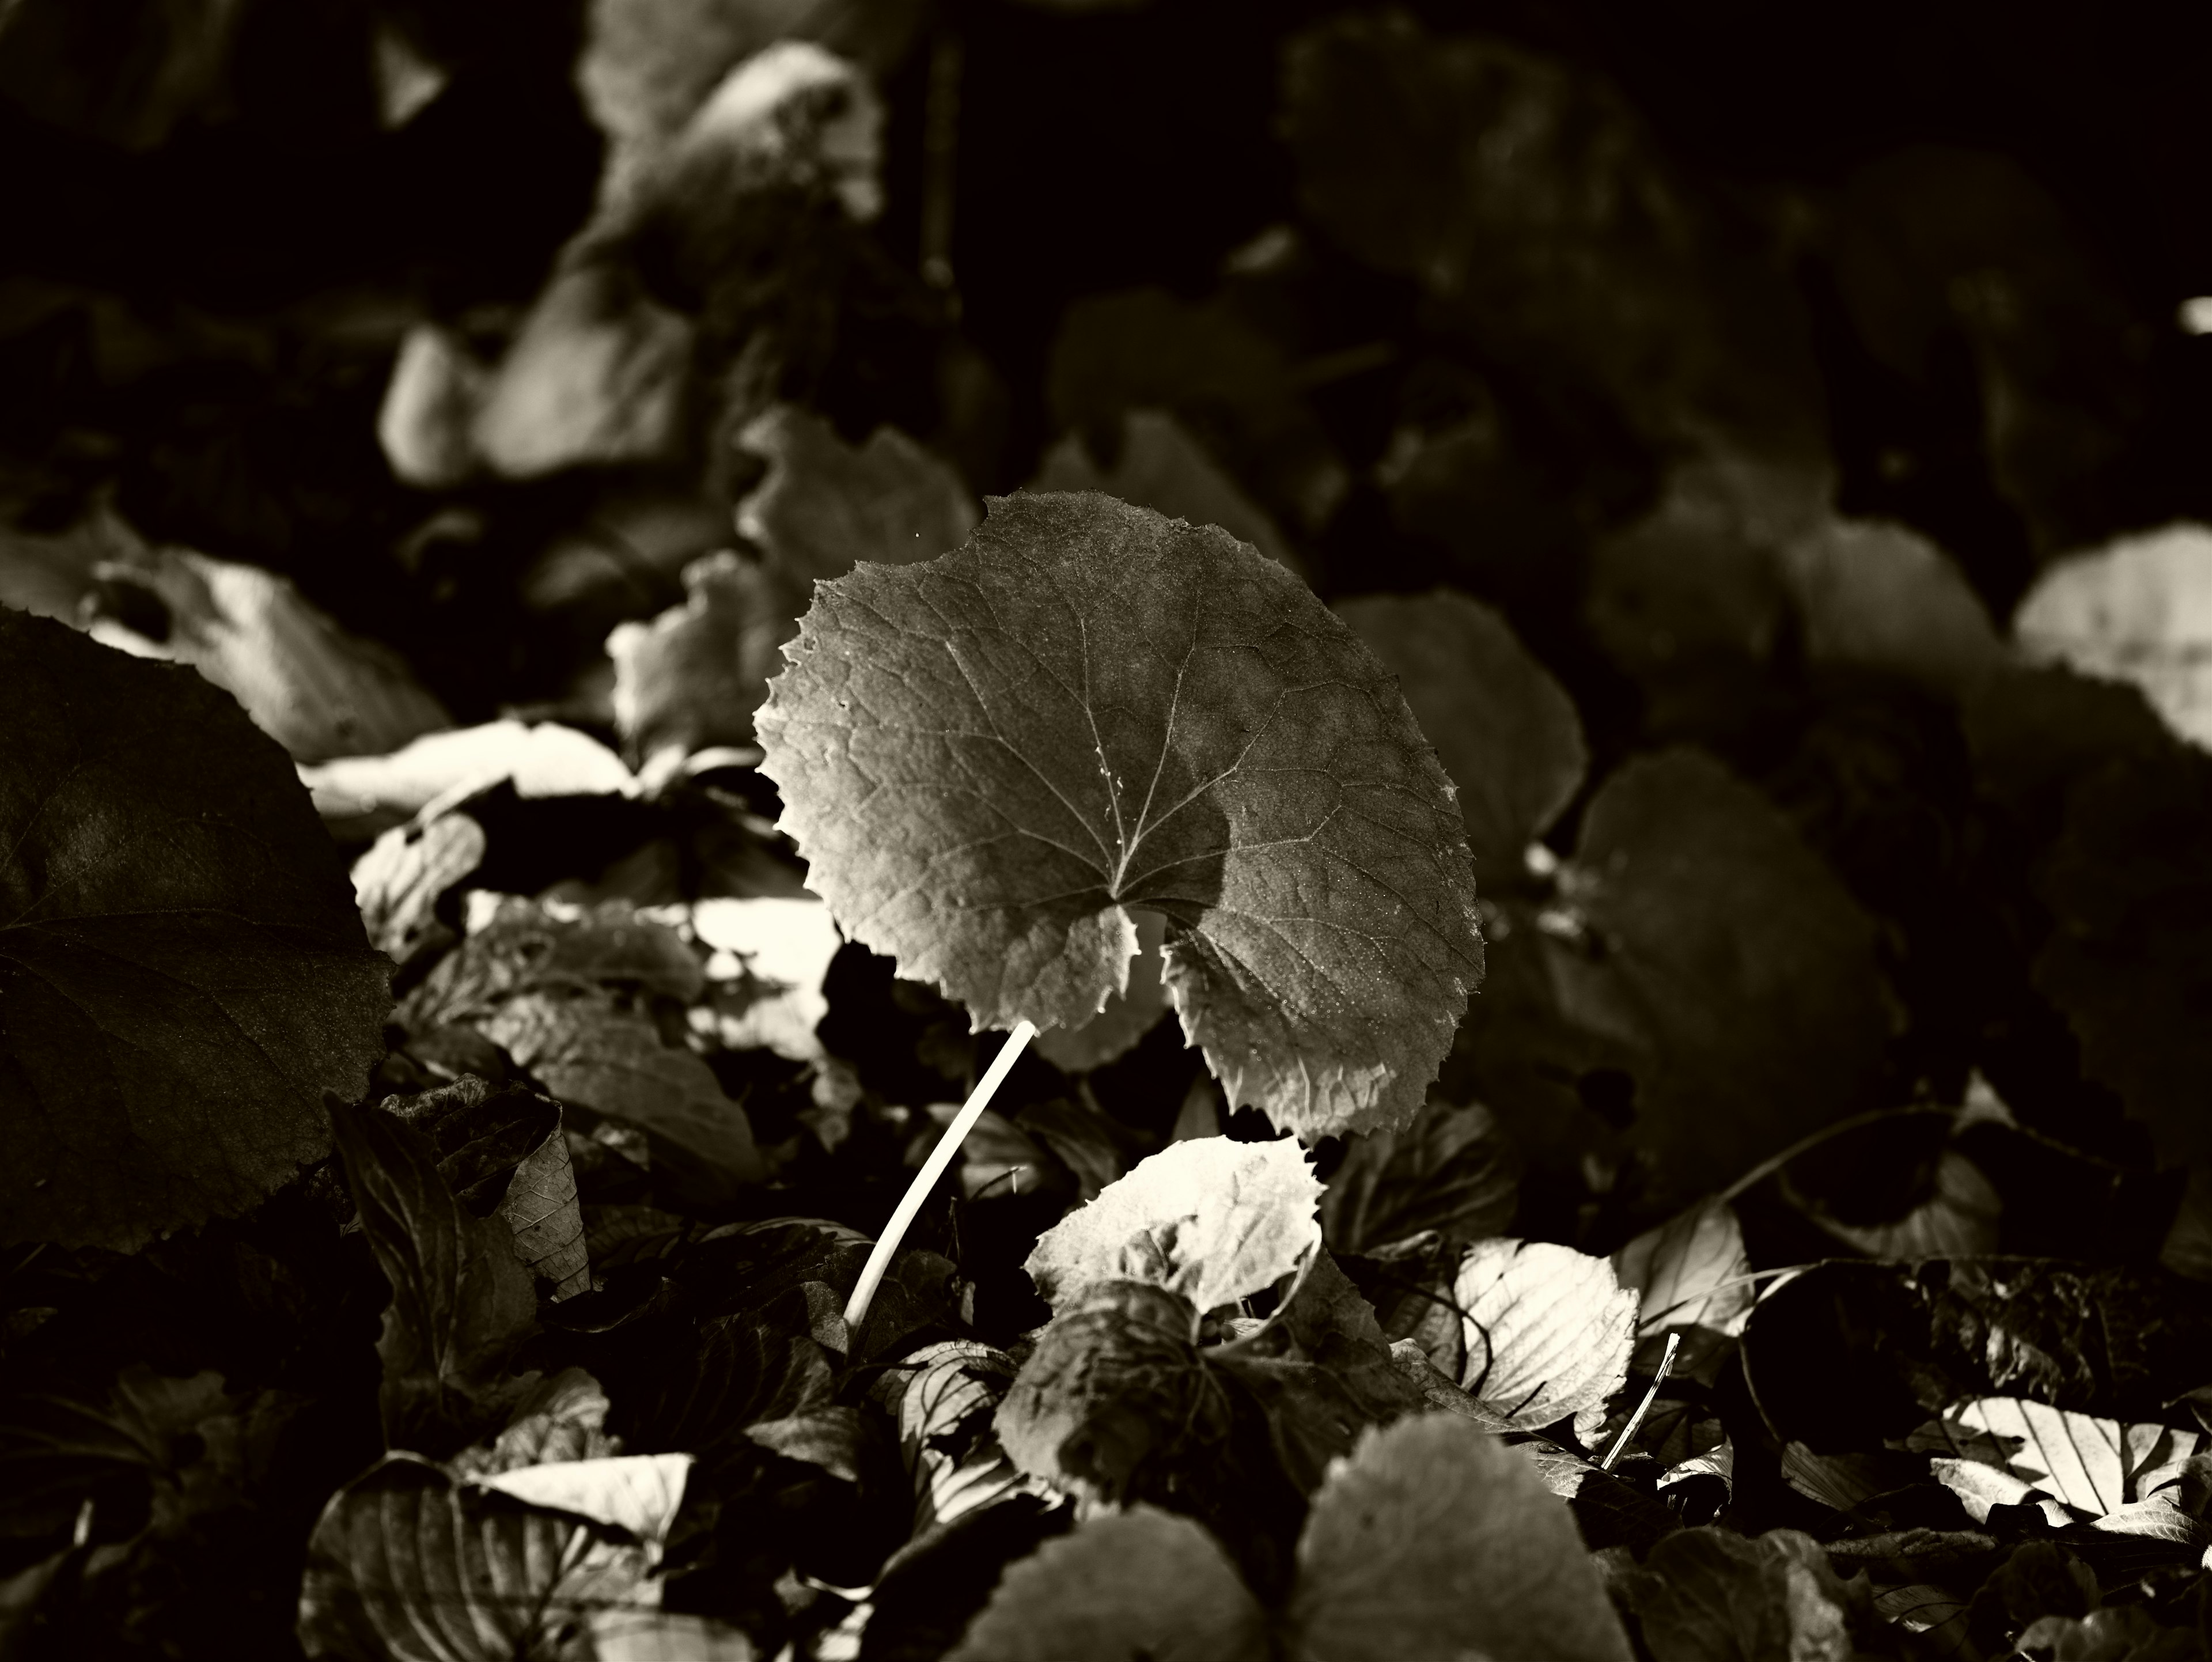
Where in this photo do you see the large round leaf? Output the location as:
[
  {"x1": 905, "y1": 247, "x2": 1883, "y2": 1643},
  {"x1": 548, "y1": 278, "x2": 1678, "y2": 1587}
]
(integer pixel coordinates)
[
  {"x1": 755, "y1": 491, "x2": 1483, "y2": 1138},
  {"x1": 1, "y1": 612, "x2": 392, "y2": 1250}
]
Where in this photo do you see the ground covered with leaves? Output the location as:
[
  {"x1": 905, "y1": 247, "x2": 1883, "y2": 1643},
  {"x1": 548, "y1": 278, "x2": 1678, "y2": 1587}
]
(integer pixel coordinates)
[{"x1": 6, "y1": 0, "x2": 2212, "y2": 1658}]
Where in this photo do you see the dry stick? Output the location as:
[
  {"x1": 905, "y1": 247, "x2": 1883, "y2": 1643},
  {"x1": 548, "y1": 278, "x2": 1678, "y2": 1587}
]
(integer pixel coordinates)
[
  {"x1": 1600, "y1": 1330, "x2": 1681, "y2": 1473},
  {"x1": 843, "y1": 1020, "x2": 1037, "y2": 1331}
]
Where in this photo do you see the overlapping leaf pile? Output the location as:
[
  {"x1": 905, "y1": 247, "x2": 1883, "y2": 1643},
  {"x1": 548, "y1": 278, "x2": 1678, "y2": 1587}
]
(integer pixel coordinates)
[{"x1": 6, "y1": 0, "x2": 2212, "y2": 1658}]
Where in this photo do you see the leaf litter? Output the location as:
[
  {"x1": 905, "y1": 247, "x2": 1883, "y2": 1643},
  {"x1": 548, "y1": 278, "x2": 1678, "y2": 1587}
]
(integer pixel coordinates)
[{"x1": 6, "y1": 5, "x2": 2212, "y2": 1658}]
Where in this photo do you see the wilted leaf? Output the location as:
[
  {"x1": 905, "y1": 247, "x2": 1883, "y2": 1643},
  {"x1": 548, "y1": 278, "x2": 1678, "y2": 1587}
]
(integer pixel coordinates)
[
  {"x1": 736, "y1": 404, "x2": 977, "y2": 586},
  {"x1": 1024, "y1": 1135, "x2": 1323, "y2": 1316},
  {"x1": 1457, "y1": 1239, "x2": 1639, "y2": 1436},
  {"x1": 1797, "y1": 1149, "x2": 2002, "y2": 1260},
  {"x1": 755, "y1": 491, "x2": 1484, "y2": 1138},
  {"x1": 945, "y1": 1505, "x2": 1270, "y2": 1662},
  {"x1": 297, "y1": 1453, "x2": 660, "y2": 1661},
  {"x1": 1032, "y1": 411, "x2": 1301, "y2": 576},
  {"x1": 483, "y1": 992, "x2": 765, "y2": 1187},
  {"x1": 1926, "y1": 1458, "x2": 2072, "y2": 1529},
  {"x1": 1779, "y1": 518, "x2": 2004, "y2": 699},
  {"x1": 1288, "y1": 1413, "x2": 1636, "y2": 1662},
  {"x1": 381, "y1": 1076, "x2": 591, "y2": 1301},
  {"x1": 302, "y1": 721, "x2": 638, "y2": 830},
  {"x1": 692, "y1": 895, "x2": 842, "y2": 1060},
  {"x1": 1613, "y1": 1197, "x2": 1753, "y2": 1340},
  {"x1": 84, "y1": 541, "x2": 449, "y2": 764},
  {"x1": 329, "y1": 1101, "x2": 539, "y2": 1457},
  {"x1": 608, "y1": 551, "x2": 792, "y2": 760},
  {"x1": 1, "y1": 612, "x2": 392, "y2": 1251},
  {"x1": 994, "y1": 1281, "x2": 1233, "y2": 1502},
  {"x1": 351, "y1": 813, "x2": 486, "y2": 967},
  {"x1": 1320, "y1": 1097, "x2": 1520, "y2": 1256},
  {"x1": 1914, "y1": 1398, "x2": 2208, "y2": 1519},
  {"x1": 1337, "y1": 589, "x2": 1588, "y2": 868},
  {"x1": 1627, "y1": 1527, "x2": 1869, "y2": 1662}
]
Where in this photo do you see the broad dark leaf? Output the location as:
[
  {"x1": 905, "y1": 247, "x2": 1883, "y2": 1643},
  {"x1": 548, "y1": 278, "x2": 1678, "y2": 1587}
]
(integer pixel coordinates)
[
  {"x1": 756, "y1": 491, "x2": 1484, "y2": 1138},
  {"x1": 1320, "y1": 1097, "x2": 1520, "y2": 1256},
  {"x1": 1625, "y1": 1527, "x2": 1874, "y2": 1662},
  {"x1": 994, "y1": 1281, "x2": 1233, "y2": 1505},
  {"x1": 328, "y1": 1100, "x2": 539, "y2": 1459},
  {"x1": 0, "y1": 611, "x2": 392, "y2": 1251},
  {"x1": 1337, "y1": 589, "x2": 1588, "y2": 869}
]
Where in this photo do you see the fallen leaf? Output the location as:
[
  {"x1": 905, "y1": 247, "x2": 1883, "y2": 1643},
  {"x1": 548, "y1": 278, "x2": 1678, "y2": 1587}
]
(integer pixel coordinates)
[
  {"x1": 2014, "y1": 524, "x2": 2212, "y2": 751},
  {"x1": 736, "y1": 403, "x2": 978, "y2": 586},
  {"x1": 693, "y1": 895, "x2": 843, "y2": 1060},
  {"x1": 1915, "y1": 1398, "x2": 2208, "y2": 1519},
  {"x1": 1320, "y1": 1097, "x2": 1520, "y2": 1256},
  {"x1": 471, "y1": 256, "x2": 694, "y2": 479},
  {"x1": 1337, "y1": 589, "x2": 1588, "y2": 869},
  {"x1": 589, "y1": 1608, "x2": 762, "y2": 1662},
  {"x1": 1023, "y1": 1134, "x2": 1323, "y2": 1317},
  {"x1": 380, "y1": 1076, "x2": 592, "y2": 1301},
  {"x1": 1613, "y1": 1197, "x2": 1753, "y2": 1340},
  {"x1": 1, "y1": 613, "x2": 392, "y2": 1251},
  {"x1": 1926, "y1": 1457, "x2": 2073, "y2": 1529},
  {"x1": 1456, "y1": 1238, "x2": 1639, "y2": 1437},
  {"x1": 608, "y1": 551, "x2": 791, "y2": 760},
  {"x1": 482, "y1": 992, "x2": 764, "y2": 1187},
  {"x1": 945, "y1": 1505, "x2": 1269, "y2": 1662},
  {"x1": 351, "y1": 812, "x2": 486, "y2": 968},
  {"x1": 376, "y1": 323, "x2": 490, "y2": 490},
  {"x1": 1032, "y1": 410, "x2": 1302, "y2": 577},
  {"x1": 450, "y1": 1369, "x2": 620, "y2": 1477},
  {"x1": 84, "y1": 542, "x2": 450, "y2": 764},
  {"x1": 755, "y1": 491, "x2": 1484, "y2": 1138},
  {"x1": 301, "y1": 720, "x2": 637, "y2": 828},
  {"x1": 1794, "y1": 1148, "x2": 2002, "y2": 1260}
]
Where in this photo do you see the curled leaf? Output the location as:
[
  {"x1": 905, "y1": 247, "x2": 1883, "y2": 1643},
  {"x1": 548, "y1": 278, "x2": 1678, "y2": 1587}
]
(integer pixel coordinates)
[{"x1": 1023, "y1": 1134, "x2": 1323, "y2": 1316}]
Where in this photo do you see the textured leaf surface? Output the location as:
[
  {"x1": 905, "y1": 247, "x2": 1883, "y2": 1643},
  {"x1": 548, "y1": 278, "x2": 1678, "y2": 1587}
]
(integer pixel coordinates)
[
  {"x1": 297, "y1": 1453, "x2": 657, "y2": 1661},
  {"x1": 1456, "y1": 1239, "x2": 1638, "y2": 1436},
  {"x1": 1290, "y1": 1413, "x2": 1635, "y2": 1662},
  {"x1": 1914, "y1": 1398, "x2": 2208, "y2": 1519},
  {"x1": 1024, "y1": 1134, "x2": 1323, "y2": 1316},
  {"x1": 1320, "y1": 1097, "x2": 1519, "y2": 1256},
  {"x1": 875, "y1": 1341, "x2": 1047, "y2": 1545},
  {"x1": 0, "y1": 612, "x2": 392, "y2": 1251},
  {"x1": 1338, "y1": 589, "x2": 1588, "y2": 868},
  {"x1": 945, "y1": 1505, "x2": 1269, "y2": 1662},
  {"x1": 755, "y1": 491, "x2": 1483, "y2": 1137}
]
